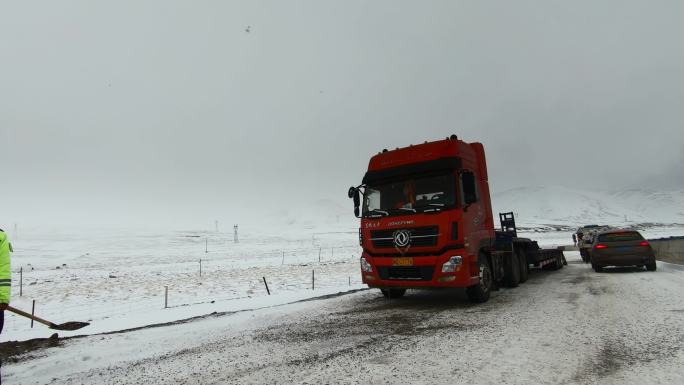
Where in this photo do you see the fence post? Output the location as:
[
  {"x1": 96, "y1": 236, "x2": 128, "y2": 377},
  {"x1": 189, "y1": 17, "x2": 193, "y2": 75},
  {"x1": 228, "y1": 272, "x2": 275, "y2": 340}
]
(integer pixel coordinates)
[
  {"x1": 164, "y1": 286, "x2": 168, "y2": 309},
  {"x1": 262, "y1": 277, "x2": 271, "y2": 295},
  {"x1": 205, "y1": 237, "x2": 208, "y2": 253},
  {"x1": 20, "y1": 266, "x2": 23, "y2": 297},
  {"x1": 349, "y1": 276, "x2": 351, "y2": 286},
  {"x1": 318, "y1": 248, "x2": 321, "y2": 262},
  {"x1": 199, "y1": 259, "x2": 202, "y2": 277},
  {"x1": 312, "y1": 270, "x2": 315, "y2": 290},
  {"x1": 31, "y1": 300, "x2": 35, "y2": 328},
  {"x1": 282, "y1": 251, "x2": 285, "y2": 265}
]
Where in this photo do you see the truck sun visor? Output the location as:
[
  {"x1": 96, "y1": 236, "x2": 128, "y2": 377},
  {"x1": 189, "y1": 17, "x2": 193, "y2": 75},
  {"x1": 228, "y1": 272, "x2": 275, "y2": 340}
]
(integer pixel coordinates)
[{"x1": 362, "y1": 157, "x2": 462, "y2": 185}]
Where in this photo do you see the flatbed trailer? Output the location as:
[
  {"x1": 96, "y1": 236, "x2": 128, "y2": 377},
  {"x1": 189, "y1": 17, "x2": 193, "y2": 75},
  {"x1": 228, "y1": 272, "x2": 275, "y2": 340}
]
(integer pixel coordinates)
[{"x1": 487, "y1": 212, "x2": 565, "y2": 287}]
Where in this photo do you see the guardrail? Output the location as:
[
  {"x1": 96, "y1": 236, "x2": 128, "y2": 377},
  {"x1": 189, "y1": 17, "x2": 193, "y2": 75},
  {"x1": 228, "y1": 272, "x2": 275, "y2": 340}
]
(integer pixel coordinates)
[{"x1": 648, "y1": 236, "x2": 684, "y2": 264}]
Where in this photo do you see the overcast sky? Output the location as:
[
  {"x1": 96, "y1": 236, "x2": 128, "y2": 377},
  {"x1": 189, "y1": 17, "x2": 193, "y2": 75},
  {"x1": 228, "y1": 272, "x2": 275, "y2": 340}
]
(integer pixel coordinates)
[{"x1": 2, "y1": 0, "x2": 683, "y2": 228}]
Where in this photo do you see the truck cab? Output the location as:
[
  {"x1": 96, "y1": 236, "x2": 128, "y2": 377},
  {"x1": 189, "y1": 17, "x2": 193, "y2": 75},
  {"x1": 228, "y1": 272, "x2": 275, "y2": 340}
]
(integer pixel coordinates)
[
  {"x1": 349, "y1": 136, "x2": 496, "y2": 300},
  {"x1": 349, "y1": 136, "x2": 564, "y2": 303}
]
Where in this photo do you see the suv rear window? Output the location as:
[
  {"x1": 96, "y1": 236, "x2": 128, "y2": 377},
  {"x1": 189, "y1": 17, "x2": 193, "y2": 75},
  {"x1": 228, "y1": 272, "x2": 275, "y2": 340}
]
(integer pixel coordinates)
[{"x1": 598, "y1": 232, "x2": 643, "y2": 242}]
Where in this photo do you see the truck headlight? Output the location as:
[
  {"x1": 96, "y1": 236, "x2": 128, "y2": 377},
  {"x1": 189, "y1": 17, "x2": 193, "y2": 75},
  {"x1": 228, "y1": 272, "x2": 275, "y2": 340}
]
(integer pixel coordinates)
[
  {"x1": 360, "y1": 257, "x2": 373, "y2": 272},
  {"x1": 441, "y1": 256, "x2": 463, "y2": 273}
]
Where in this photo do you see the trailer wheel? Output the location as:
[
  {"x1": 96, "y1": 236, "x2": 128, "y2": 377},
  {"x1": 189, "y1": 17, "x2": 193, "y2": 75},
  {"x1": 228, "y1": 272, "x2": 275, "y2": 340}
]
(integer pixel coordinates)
[
  {"x1": 517, "y1": 248, "x2": 529, "y2": 284},
  {"x1": 466, "y1": 255, "x2": 492, "y2": 303},
  {"x1": 503, "y1": 250, "x2": 521, "y2": 288},
  {"x1": 381, "y1": 289, "x2": 406, "y2": 299},
  {"x1": 555, "y1": 254, "x2": 564, "y2": 270}
]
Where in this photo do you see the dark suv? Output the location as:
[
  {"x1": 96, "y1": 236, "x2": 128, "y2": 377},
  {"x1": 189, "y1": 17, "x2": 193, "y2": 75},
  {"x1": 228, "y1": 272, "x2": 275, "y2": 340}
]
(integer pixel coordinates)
[{"x1": 590, "y1": 229, "x2": 656, "y2": 272}]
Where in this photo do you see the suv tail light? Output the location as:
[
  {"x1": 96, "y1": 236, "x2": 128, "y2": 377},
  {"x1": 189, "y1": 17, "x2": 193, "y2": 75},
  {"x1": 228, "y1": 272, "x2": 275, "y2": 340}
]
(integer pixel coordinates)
[
  {"x1": 595, "y1": 244, "x2": 608, "y2": 249},
  {"x1": 639, "y1": 241, "x2": 650, "y2": 247}
]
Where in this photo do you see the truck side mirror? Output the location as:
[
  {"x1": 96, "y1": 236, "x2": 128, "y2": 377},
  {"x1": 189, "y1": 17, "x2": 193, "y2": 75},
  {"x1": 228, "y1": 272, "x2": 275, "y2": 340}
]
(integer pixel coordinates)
[{"x1": 349, "y1": 186, "x2": 361, "y2": 218}]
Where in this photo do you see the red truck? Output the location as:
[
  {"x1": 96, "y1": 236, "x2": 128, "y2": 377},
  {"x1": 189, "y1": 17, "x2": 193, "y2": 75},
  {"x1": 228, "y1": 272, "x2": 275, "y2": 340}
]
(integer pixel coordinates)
[{"x1": 348, "y1": 135, "x2": 565, "y2": 303}]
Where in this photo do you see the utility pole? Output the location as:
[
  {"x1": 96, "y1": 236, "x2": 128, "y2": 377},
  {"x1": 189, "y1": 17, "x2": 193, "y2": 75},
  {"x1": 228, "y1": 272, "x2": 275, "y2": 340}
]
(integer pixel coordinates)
[{"x1": 234, "y1": 224, "x2": 239, "y2": 243}]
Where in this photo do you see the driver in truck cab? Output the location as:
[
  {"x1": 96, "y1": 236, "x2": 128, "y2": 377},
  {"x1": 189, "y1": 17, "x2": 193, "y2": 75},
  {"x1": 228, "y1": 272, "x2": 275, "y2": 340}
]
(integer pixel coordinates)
[{"x1": 394, "y1": 180, "x2": 416, "y2": 209}]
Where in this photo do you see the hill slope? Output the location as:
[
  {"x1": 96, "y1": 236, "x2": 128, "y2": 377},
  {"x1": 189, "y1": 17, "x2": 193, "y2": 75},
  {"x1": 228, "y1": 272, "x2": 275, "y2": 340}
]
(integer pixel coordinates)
[{"x1": 492, "y1": 186, "x2": 684, "y2": 227}]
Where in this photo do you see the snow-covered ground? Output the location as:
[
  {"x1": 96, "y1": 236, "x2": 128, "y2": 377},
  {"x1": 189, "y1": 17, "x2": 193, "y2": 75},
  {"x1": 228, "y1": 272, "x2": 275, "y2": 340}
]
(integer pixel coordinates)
[
  {"x1": 2, "y1": 186, "x2": 684, "y2": 384},
  {"x1": 3, "y1": 223, "x2": 364, "y2": 341},
  {"x1": 4, "y1": 252, "x2": 683, "y2": 385},
  {"x1": 2, "y1": 186, "x2": 683, "y2": 348},
  {"x1": 4, "y1": 220, "x2": 681, "y2": 343}
]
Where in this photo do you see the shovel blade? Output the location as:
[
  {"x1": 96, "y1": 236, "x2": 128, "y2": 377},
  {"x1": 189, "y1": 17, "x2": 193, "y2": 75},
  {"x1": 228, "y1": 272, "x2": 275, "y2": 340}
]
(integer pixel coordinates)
[{"x1": 50, "y1": 322, "x2": 90, "y2": 331}]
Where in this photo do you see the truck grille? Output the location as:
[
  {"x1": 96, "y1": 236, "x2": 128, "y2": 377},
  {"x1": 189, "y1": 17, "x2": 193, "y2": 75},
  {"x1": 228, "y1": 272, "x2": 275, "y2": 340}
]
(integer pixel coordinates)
[
  {"x1": 377, "y1": 266, "x2": 434, "y2": 281},
  {"x1": 370, "y1": 226, "x2": 439, "y2": 248}
]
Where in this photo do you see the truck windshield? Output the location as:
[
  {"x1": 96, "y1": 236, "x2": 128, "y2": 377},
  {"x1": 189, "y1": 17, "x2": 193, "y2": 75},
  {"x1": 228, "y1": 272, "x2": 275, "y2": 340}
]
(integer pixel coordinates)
[{"x1": 363, "y1": 173, "x2": 456, "y2": 216}]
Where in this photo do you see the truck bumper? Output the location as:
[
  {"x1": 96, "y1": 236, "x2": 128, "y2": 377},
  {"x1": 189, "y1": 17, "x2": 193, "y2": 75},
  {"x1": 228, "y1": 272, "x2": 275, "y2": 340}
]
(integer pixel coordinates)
[{"x1": 361, "y1": 251, "x2": 479, "y2": 289}]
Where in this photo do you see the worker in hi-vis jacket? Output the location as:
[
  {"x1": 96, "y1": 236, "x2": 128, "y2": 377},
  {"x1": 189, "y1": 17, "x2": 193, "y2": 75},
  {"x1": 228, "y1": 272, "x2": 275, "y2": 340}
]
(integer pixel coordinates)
[{"x1": 0, "y1": 228, "x2": 12, "y2": 381}]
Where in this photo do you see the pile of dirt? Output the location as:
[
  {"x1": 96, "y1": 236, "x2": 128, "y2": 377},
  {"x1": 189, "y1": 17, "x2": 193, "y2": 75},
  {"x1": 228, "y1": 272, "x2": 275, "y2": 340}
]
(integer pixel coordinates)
[{"x1": 0, "y1": 334, "x2": 61, "y2": 363}]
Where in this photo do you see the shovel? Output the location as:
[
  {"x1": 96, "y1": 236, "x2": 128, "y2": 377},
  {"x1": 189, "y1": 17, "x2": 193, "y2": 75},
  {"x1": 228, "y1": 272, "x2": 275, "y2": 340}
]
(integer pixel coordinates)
[{"x1": 7, "y1": 305, "x2": 90, "y2": 331}]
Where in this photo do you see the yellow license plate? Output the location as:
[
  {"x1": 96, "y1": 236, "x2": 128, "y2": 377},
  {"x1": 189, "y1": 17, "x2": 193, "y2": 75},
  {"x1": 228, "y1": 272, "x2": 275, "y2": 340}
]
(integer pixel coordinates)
[{"x1": 392, "y1": 257, "x2": 413, "y2": 266}]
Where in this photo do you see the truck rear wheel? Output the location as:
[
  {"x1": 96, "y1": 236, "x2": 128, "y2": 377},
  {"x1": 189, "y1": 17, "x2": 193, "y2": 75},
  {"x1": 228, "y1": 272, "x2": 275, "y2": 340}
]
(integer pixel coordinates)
[
  {"x1": 646, "y1": 262, "x2": 657, "y2": 271},
  {"x1": 503, "y1": 250, "x2": 521, "y2": 288},
  {"x1": 517, "y1": 248, "x2": 529, "y2": 284},
  {"x1": 466, "y1": 256, "x2": 492, "y2": 303},
  {"x1": 381, "y1": 288, "x2": 406, "y2": 299}
]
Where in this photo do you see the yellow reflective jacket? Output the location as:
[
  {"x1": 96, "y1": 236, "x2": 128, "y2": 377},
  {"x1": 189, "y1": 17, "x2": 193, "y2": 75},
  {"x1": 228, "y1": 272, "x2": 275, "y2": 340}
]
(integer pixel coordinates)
[{"x1": 0, "y1": 231, "x2": 11, "y2": 303}]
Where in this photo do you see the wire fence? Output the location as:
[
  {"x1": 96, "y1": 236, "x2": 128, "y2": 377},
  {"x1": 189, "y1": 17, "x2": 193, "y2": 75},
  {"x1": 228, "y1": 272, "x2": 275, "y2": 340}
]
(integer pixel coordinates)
[{"x1": 5, "y1": 243, "x2": 364, "y2": 334}]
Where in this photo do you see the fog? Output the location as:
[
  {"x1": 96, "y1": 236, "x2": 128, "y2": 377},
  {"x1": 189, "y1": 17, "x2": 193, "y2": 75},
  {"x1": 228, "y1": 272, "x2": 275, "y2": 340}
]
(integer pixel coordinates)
[{"x1": 2, "y1": 0, "x2": 683, "y2": 229}]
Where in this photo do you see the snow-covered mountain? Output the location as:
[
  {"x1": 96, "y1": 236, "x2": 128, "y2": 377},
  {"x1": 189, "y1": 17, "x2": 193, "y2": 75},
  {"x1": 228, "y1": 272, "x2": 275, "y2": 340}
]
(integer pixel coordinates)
[
  {"x1": 261, "y1": 186, "x2": 684, "y2": 232},
  {"x1": 492, "y1": 186, "x2": 684, "y2": 227}
]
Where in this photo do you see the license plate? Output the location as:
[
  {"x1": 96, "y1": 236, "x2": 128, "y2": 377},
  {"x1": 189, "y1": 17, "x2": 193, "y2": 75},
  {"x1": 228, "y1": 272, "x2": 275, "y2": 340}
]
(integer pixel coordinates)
[{"x1": 392, "y1": 257, "x2": 413, "y2": 266}]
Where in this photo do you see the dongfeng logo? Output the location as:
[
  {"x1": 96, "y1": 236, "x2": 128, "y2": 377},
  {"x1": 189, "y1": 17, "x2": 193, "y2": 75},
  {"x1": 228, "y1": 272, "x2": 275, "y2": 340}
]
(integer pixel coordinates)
[{"x1": 393, "y1": 230, "x2": 411, "y2": 248}]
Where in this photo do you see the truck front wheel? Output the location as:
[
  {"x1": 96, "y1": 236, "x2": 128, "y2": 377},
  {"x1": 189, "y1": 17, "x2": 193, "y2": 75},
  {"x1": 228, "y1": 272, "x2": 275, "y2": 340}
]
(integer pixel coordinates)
[{"x1": 466, "y1": 256, "x2": 492, "y2": 303}]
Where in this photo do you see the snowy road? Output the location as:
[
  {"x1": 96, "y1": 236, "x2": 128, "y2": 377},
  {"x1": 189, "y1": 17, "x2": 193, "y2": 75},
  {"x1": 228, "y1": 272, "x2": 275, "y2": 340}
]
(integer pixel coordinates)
[{"x1": 5, "y1": 252, "x2": 684, "y2": 385}]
